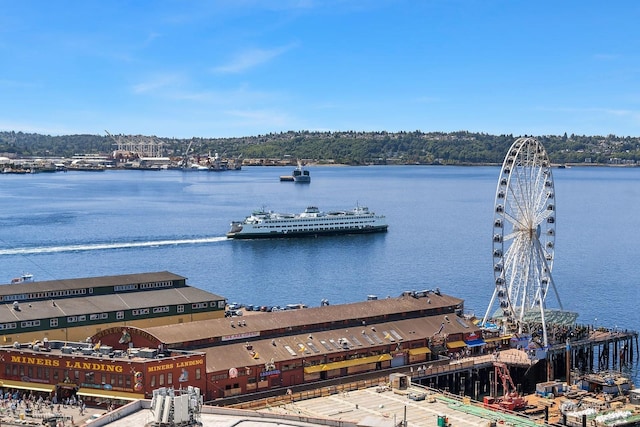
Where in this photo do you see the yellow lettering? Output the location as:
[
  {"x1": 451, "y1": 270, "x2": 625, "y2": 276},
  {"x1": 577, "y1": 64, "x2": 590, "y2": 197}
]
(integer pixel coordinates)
[
  {"x1": 61, "y1": 361, "x2": 121, "y2": 373},
  {"x1": 176, "y1": 359, "x2": 203, "y2": 368},
  {"x1": 147, "y1": 363, "x2": 173, "y2": 373},
  {"x1": 11, "y1": 356, "x2": 59, "y2": 367}
]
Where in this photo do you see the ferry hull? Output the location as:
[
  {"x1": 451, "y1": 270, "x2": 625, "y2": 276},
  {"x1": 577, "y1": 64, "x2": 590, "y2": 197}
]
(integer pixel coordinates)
[{"x1": 227, "y1": 225, "x2": 388, "y2": 239}]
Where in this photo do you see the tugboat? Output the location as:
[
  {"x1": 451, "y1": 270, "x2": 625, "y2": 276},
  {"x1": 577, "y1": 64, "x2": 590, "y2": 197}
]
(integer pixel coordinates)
[
  {"x1": 292, "y1": 161, "x2": 310, "y2": 183},
  {"x1": 11, "y1": 273, "x2": 34, "y2": 284},
  {"x1": 280, "y1": 160, "x2": 310, "y2": 183}
]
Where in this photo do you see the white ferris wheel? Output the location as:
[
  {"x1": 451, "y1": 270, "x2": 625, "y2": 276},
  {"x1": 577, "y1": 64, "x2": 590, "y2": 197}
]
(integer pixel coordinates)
[{"x1": 482, "y1": 137, "x2": 563, "y2": 347}]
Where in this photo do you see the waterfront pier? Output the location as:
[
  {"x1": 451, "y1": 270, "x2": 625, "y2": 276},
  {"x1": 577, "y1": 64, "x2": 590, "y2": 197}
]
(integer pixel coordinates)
[
  {"x1": 409, "y1": 326, "x2": 639, "y2": 400},
  {"x1": 546, "y1": 327, "x2": 639, "y2": 382}
]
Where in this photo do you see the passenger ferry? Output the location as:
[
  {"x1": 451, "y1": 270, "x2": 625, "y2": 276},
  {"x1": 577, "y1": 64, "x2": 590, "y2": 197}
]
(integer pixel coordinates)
[{"x1": 226, "y1": 205, "x2": 388, "y2": 239}]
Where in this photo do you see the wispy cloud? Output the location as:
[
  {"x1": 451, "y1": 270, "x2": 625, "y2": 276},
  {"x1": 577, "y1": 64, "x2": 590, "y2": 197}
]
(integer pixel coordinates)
[
  {"x1": 540, "y1": 106, "x2": 637, "y2": 117},
  {"x1": 132, "y1": 73, "x2": 286, "y2": 108},
  {"x1": 225, "y1": 108, "x2": 293, "y2": 127},
  {"x1": 143, "y1": 32, "x2": 161, "y2": 46},
  {"x1": 213, "y1": 43, "x2": 298, "y2": 74},
  {"x1": 132, "y1": 74, "x2": 185, "y2": 94},
  {"x1": 413, "y1": 96, "x2": 440, "y2": 104},
  {"x1": 593, "y1": 53, "x2": 619, "y2": 61},
  {"x1": 0, "y1": 78, "x2": 39, "y2": 89}
]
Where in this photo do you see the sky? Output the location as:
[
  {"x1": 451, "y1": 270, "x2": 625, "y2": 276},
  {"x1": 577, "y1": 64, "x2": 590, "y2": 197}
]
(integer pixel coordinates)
[{"x1": 1, "y1": 1, "x2": 640, "y2": 139}]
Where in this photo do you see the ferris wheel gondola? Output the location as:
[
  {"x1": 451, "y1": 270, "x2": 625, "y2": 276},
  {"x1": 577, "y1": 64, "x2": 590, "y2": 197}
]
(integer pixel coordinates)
[{"x1": 482, "y1": 137, "x2": 563, "y2": 347}]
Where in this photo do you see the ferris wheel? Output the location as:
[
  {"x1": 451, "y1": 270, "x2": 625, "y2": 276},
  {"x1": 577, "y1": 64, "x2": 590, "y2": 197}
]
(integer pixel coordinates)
[{"x1": 482, "y1": 137, "x2": 563, "y2": 347}]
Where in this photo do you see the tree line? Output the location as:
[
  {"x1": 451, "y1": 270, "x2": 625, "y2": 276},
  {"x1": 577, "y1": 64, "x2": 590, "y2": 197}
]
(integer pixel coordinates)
[{"x1": 1, "y1": 130, "x2": 639, "y2": 165}]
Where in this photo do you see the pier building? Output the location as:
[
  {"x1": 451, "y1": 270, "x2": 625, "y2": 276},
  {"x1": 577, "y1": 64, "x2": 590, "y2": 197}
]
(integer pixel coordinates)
[
  {"x1": 0, "y1": 271, "x2": 226, "y2": 344},
  {"x1": 0, "y1": 271, "x2": 636, "y2": 414},
  {"x1": 0, "y1": 340, "x2": 206, "y2": 407}
]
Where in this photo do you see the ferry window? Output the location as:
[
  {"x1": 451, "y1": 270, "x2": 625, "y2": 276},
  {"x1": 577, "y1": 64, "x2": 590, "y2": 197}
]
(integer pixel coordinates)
[
  {"x1": 167, "y1": 373, "x2": 173, "y2": 385},
  {"x1": 177, "y1": 305, "x2": 184, "y2": 313},
  {"x1": 116, "y1": 311, "x2": 124, "y2": 320},
  {"x1": 159, "y1": 374, "x2": 165, "y2": 386},
  {"x1": 50, "y1": 318, "x2": 58, "y2": 327},
  {"x1": 195, "y1": 368, "x2": 201, "y2": 380}
]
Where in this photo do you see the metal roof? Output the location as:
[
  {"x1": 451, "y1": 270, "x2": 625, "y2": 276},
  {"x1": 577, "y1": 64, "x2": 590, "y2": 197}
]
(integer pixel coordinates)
[
  {"x1": 200, "y1": 312, "x2": 472, "y2": 373},
  {"x1": 145, "y1": 292, "x2": 463, "y2": 346},
  {"x1": 0, "y1": 287, "x2": 222, "y2": 323},
  {"x1": 0, "y1": 271, "x2": 186, "y2": 295}
]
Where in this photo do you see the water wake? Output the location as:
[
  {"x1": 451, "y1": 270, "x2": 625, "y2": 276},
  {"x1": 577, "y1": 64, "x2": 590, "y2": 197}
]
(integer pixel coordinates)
[{"x1": 0, "y1": 237, "x2": 227, "y2": 255}]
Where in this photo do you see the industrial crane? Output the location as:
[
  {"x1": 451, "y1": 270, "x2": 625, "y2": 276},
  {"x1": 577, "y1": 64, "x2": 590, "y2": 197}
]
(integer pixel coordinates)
[{"x1": 483, "y1": 362, "x2": 527, "y2": 411}]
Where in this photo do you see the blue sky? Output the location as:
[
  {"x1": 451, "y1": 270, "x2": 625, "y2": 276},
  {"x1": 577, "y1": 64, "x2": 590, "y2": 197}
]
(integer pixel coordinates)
[{"x1": 2, "y1": 1, "x2": 639, "y2": 138}]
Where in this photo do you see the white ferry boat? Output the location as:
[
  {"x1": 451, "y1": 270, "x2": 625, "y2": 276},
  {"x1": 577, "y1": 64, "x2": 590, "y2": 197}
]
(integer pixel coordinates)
[{"x1": 226, "y1": 205, "x2": 388, "y2": 239}]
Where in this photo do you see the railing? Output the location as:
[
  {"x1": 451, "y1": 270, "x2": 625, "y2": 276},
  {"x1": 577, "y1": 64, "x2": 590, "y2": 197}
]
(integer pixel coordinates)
[{"x1": 226, "y1": 378, "x2": 387, "y2": 410}]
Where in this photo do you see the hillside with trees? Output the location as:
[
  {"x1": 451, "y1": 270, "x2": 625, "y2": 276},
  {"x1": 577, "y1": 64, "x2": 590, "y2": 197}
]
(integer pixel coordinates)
[{"x1": 1, "y1": 130, "x2": 639, "y2": 166}]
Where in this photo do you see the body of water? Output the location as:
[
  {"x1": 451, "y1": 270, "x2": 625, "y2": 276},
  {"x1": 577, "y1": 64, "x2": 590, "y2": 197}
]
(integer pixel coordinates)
[{"x1": 1, "y1": 165, "x2": 638, "y2": 381}]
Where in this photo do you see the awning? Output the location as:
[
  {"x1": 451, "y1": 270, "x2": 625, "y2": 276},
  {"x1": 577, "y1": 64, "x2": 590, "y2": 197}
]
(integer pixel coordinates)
[
  {"x1": 408, "y1": 347, "x2": 432, "y2": 356},
  {"x1": 304, "y1": 354, "x2": 392, "y2": 374},
  {"x1": 484, "y1": 335, "x2": 511, "y2": 343},
  {"x1": 464, "y1": 339, "x2": 486, "y2": 347},
  {"x1": 76, "y1": 387, "x2": 144, "y2": 401},
  {"x1": 445, "y1": 340, "x2": 467, "y2": 349},
  {"x1": 0, "y1": 379, "x2": 55, "y2": 393}
]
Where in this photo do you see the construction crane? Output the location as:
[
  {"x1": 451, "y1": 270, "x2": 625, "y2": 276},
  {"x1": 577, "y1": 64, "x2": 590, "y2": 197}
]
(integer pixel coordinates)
[{"x1": 483, "y1": 362, "x2": 527, "y2": 411}]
